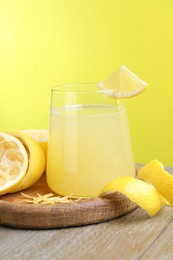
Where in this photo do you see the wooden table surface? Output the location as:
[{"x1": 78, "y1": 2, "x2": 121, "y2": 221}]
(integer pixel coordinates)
[{"x1": 0, "y1": 166, "x2": 173, "y2": 260}]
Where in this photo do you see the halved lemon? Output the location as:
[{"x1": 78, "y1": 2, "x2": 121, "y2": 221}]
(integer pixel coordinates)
[
  {"x1": 18, "y1": 129, "x2": 48, "y2": 158},
  {"x1": 9, "y1": 131, "x2": 45, "y2": 193},
  {"x1": 138, "y1": 160, "x2": 173, "y2": 206},
  {"x1": 0, "y1": 132, "x2": 28, "y2": 195},
  {"x1": 100, "y1": 176, "x2": 164, "y2": 217},
  {"x1": 98, "y1": 65, "x2": 148, "y2": 98}
]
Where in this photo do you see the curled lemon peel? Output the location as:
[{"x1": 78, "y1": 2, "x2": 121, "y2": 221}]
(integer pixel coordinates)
[
  {"x1": 100, "y1": 176, "x2": 164, "y2": 217},
  {"x1": 138, "y1": 160, "x2": 173, "y2": 206}
]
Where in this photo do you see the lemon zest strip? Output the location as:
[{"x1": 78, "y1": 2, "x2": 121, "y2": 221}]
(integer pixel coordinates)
[{"x1": 21, "y1": 192, "x2": 83, "y2": 204}]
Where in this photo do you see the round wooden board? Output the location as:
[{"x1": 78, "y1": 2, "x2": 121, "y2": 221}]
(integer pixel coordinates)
[{"x1": 0, "y1": 174, "x2": 138, "y2": 229}]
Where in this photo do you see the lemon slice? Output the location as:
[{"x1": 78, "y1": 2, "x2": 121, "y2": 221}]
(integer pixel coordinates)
[
  {"x1": 0, "y1": 132, "x2": 28, "y2": 195},
  {"x1": 138, "y1": 160, "x2": 173, "y2": 206},
  {"x1": 18, "y1": 129, "x2": 48, "y2": 157},
  {"x1": 98, "y1": 65, "x2": 148, "y2": 98},
  {"x1": 9, "y1": 132, "x2": 45, "y2": 193},
  {"x1": 100, "y1": 176, "x2": 164, "y2": 217}
]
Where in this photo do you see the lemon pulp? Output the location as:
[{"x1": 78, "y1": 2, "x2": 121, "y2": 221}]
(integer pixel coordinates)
[{"x1": 0, "y1": 132, "x2": 28, "y2": 195}]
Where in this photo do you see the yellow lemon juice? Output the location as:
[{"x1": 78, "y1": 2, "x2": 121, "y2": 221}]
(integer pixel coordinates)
[{"x1": 47, "y1": 104, "x2": 135, "y2": 197}]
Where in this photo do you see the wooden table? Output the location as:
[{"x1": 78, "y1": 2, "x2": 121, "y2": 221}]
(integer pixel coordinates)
[{"x1": 0, "y1": 166, "x2": 173, "y2": 260}]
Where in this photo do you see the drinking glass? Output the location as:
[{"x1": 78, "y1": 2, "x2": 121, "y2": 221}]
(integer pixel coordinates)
[{"x1": 47, "y1": 83, "x2": 135, "y2": 197}]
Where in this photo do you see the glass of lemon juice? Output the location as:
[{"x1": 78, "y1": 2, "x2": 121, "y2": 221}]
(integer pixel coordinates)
[{"x1": 47, "y1": 83, "x2": 135, "y2": 197}]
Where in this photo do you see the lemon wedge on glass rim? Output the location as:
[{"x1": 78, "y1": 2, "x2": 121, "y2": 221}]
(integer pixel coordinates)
[{"x1": 98, "y1": 65, "x2": 148, "y2": 98}]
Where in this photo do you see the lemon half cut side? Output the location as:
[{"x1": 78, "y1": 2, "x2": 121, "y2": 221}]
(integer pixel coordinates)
[
  {"x1": 98, "y1": 65, "x2": 148, "y2": 98},
  {"x1": 0, "y1": 132, "x2": 28, "y2": 195},
  {"x1": 100, "y1": 176, "x2": 164, "y2": 217}
]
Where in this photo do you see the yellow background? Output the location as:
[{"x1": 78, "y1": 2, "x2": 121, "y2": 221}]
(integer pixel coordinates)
[{"x1": 0, "y1": 0, "x2": 173, "y2": 166}]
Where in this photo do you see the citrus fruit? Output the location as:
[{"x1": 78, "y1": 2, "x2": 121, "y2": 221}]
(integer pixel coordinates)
[
  {"x1": 138, "y1": 160, "x2": 173, "y2": 206},
  {"x1": 100, "y1": 176, "x2": 164, "y2": 217},
  {"x1": 18, "y1": 129, "x2": 48, "y2": 158},
  {"x1": 9, "y1": 131, "x2": 45, "y2": 193},
  {"x1": 0, "y1": 132, "x2": 28, "y2": 195},
  {"x1": 98, "y1": 65, "x2": 148, "y2": 98}
]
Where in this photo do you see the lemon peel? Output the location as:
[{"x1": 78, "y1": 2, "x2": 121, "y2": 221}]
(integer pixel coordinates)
[
  {"x1": 98, "y1": 65, "x2": 148, "y2": 98},
  {"x1": 100, "y1": 176, "x2": 164, "y2": 217},
  {"x1": 138, "y1": 160, "x2": 173, "y2": 206},
  {"x1": 9, "y1": 132, "x2": 45, "y2": 193},
  {"x1": 18, "y1": 129, "x2": 48, "y2": 158}
]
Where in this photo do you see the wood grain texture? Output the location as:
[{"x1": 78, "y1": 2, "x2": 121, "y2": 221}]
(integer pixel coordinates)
[
  {"x1": 0, "y1": 206, "x2": 173, "y2": 260},
  {"x1": 0, "y1": 174, "x2": 137, "y2": 229},
  {"x1": 0, "y1": 166, "x2": 173, "y2": 259}
]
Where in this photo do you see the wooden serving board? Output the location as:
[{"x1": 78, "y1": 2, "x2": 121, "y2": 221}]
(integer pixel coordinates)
[{"x1": 0, "y1": 174, "x2": 138, "y2": 229}]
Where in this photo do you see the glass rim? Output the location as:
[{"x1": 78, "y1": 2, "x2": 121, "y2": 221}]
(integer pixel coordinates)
[{"x1": 51, "y1": 83, "x2": 113, "y2": 93}]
